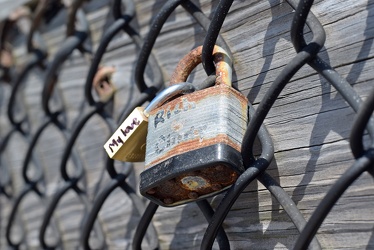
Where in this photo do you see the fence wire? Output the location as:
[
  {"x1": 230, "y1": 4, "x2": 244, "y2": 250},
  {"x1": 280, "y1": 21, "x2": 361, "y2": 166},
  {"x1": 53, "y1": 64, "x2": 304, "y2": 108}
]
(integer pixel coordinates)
[{"x1": 0, "y1": 0, "x2": 373, "y2": 249}]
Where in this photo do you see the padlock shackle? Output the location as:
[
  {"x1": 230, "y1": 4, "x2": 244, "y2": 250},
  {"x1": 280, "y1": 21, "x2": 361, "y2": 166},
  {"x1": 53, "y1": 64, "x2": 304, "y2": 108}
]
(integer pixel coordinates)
[
  {"x1": 143, "y1": 82, "x2": 195, "y2": 117},
  {"x1": 169, "y1": 45, "x2": 232, "y2": 87}
]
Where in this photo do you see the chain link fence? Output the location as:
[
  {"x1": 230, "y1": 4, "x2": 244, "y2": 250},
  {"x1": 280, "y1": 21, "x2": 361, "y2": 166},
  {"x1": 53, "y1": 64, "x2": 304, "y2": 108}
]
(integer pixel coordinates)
[{"x1": 0, "y1": 0, "x2": 373, "y2": 249}]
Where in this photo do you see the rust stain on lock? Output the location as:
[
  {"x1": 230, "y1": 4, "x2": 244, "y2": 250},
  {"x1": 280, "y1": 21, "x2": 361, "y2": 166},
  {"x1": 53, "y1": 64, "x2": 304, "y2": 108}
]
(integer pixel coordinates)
[
  {"x1": 93, "y1": 66, "x2": 117, "y2": 102},
  {"x1": 180, "y1": 176, "x2": 208, "y2": 190},
  {"x1": 213, "y1": 49, "x2": 232, "y2": 86},
  {"x1": 169, "y1": 45, "x2": 231, "y2": 86},
  {"x1": 169, "y1": 46, "x2": 203, "y2": 85},
  {"x1": 146, "y1": 84, "x2": 248, "y2": 168},
  {"x1": 143, "y1": 165, "x2": 239, "y2": 206}
]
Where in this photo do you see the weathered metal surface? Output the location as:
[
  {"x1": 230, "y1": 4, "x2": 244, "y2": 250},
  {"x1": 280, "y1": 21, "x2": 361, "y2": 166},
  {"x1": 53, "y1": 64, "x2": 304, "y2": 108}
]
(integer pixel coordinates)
[
  {"x1": 141, "y1": 45, "x2": 247, "y2": 206},
  {"x1": 144, "y1": 163, "x2": 239, "y2": 206},
  {"x1": 145, "y1": 84, "x2": 248, "y2": 168},
  {"x1": 169, "y1": 45, "x2": 232, "y2": 86},
  {"x1": 142, "y1": 83, "x2": 248, "y2": 206}
]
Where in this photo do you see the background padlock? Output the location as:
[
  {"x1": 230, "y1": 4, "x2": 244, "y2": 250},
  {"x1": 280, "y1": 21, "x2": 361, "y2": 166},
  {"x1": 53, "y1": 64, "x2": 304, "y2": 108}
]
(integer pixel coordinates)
[
  {"x1": 140, "y1": 46, "x2": 248, "y2": 206},
  {"x1": 93, "y1": 66, "x2": 117, "y2": 102}
]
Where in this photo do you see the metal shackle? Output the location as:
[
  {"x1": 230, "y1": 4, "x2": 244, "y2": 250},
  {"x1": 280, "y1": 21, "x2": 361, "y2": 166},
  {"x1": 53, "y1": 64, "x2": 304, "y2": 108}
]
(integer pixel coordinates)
[
  {"x1": 143, "y1": 82, "x2": 195, "y2": 117},
  {"x1": 169, "y1": 45, "x2": 232, "y2": 87}
]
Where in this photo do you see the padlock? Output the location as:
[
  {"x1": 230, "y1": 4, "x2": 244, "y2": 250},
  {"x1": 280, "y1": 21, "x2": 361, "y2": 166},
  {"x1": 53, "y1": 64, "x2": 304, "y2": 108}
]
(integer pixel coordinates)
[
  {"x1": 140, "y1": 45, "x2": 248, "y2": 207},
  {"x1": 103, "y1": 82, "x2": 195, "y2": 162},
  {"x1": 93, "y1": 66, "x2": 117, "y2": 102}
]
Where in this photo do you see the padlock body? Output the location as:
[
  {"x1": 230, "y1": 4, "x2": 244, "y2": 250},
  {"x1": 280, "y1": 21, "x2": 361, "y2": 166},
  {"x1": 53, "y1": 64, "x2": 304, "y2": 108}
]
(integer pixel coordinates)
[
  {"x1": 104, "y1": 107, "x2": 147, "y2": 162},
  {"x1": 141, "y1": 84, "x2": 248, "y2": 206}
]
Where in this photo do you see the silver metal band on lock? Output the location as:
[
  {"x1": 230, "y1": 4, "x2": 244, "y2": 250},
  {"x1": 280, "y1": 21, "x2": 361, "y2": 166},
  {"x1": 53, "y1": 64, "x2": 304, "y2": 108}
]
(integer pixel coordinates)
[{"x1": 143, "y1": 82, "x2": 195, "y2": 117}]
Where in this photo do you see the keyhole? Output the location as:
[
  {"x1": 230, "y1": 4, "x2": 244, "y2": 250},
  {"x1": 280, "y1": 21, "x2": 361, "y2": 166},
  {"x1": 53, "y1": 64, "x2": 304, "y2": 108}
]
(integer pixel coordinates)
[{"x1": 99, "y1": 76, "x2": 110, "y2": 89}]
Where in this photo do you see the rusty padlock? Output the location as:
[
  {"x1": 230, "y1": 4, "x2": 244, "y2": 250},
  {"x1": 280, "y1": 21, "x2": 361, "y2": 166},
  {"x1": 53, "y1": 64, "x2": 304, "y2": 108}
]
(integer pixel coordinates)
[
  {"x1": 93, "y1": 66, "x2": 117, "y2": 102},
  {"x1": 140, "y1": 45, "x2": 248, "y2": 206},
  {"x1": 104, "y1": 82, "x2": 195, "y2": 162}
]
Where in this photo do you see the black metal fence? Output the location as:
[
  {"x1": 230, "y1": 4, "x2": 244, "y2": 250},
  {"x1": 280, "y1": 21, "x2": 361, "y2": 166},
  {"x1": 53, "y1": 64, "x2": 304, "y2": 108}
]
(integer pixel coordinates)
[{"x1": 0, "y1": 0, "x2": 373, "y2": 249}]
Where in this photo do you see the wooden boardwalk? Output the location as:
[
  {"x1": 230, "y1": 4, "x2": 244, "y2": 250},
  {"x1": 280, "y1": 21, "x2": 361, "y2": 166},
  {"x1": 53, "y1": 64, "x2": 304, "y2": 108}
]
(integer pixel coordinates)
[{"x1": 0, "y1": 0, "x2": 374, "y2": 249}]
